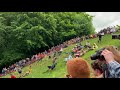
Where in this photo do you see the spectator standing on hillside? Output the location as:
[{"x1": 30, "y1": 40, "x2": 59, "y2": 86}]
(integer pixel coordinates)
[
  {"x1": 98, "y1": 33, "x2": 103, "y2": 43},
  {"x1": 110, "y1": 27, "x2": 116, "y2": 34},
  {"x1": 101, "y1": 32, "x2": 104, "y2": 36}
]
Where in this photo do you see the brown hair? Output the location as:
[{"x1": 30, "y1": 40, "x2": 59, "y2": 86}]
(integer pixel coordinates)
[
  {"x1": 66, "y1": 58, "x2": 90, "y2": 78},
  {"x1": 91, "y1": 60, "x2": 104, "y2": 74},
  {"x1": 105, "y1": 46, "x2": 120, "y2": 63}
]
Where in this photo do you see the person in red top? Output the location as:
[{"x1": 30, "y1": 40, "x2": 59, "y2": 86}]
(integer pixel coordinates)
[{"x1": 10, "y1": 74, "x2": 16, "y2": 78}]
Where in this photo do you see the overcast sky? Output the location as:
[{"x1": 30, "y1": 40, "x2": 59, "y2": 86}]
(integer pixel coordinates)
[{"x1": 86, "y1": 12, "x2": 120, "y2": 32}]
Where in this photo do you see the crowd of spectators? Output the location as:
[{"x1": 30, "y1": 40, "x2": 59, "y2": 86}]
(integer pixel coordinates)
[{"x1": 0, "y1": 25, "x2": 119, "y2": 78}]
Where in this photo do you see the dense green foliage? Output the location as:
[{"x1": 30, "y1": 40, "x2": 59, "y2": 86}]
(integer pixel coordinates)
[{"x1": 0, "y1": 12, "x2": 95, "y2": 71}]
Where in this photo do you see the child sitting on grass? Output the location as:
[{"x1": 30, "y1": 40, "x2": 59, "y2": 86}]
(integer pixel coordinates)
[
  {"x1": 92, "y1": 43, "x2": 98, "y2": 50},
  {"x1": 19, "y1": 66, "x2": 32, "y2": 78}
]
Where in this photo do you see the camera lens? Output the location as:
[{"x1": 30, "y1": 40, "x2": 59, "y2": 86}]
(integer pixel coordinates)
[
  {"x1": 99, "y1": 55, "x2": 105, "y2": 60},
  {"x1": 90, "y1": 54, "x2": 97, "y2": 60}
]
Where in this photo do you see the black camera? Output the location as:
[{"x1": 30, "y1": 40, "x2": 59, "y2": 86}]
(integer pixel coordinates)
[
  {"x1": 90, "y1": 48, "x2": 105, "y2": 60},
  {"x1": 112, "y1": 34, "x2": 120, "y2": 39}
]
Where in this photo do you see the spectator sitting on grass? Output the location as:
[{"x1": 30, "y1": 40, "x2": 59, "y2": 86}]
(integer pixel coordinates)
[
  {"x1": 68, "y1": 54, "x2": 73, "y2": 60},
  {"x1": 64, "y1": 56, "x2": 69, "y2": 62},
  {"x1": 0, "y1": 74, "x2": 2, "y2": 77},
  {"x1": 75, "y1": 51, "x2": 80, "y2": 58},
  {"x1": 72, "y1": 47, "x2": 78, "y2": 53},
  {"x1": 64, "y1": 54, "x2": 73, "y2": 62},
  {"x1": 49, "y1": 55, "x2": 51, "y2": 59},
  {"x1": 90, "y1": 34, "x2": 93, "y2": 38},
  {"x1": 74, "y1": 48, "x2": 85, "y2": 58},
  {"x1": 52, "y1": 57, "x2": 57, "y2": 64},
  {"x1": 58, "y1": 47, "x2": 63, "y2": 55},
  {"x1": 85, "y1": 41, "x2": 92, "y2": 49},
  {"x1": 53, "y1": 51, "x2": 57, "y2": 58},
  {"x1": 92, "y1": 43, "x2": 98, "y2": 50},
  {"x1": 17, "y1": 67, "x2": 22, "y2": 77},
  {"x1": 48, "y1": 63, "x2": 57, "y2": 70},
  {"x1": 2, "y1": 67, "x2": 7, "y2": 76},
  {"x1": 21, "y1": 66, "x2": 32, "y2": 77},
  {"x1": 77, "y1": 44, "x2": 84, "y2": 50},
  {"x1": 28, "y1": 66, "x2": 32, "y2": 74},
  {"x1": 2, "y1": 68, "x2": 5, "y2": 76}
]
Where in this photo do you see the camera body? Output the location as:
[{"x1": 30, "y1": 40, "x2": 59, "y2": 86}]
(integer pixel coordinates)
[
  {"x1": 90, "y1": 48, "x2": 105, "y2": 60},
  {"x1": 112, "y1": 34, "x2": 120, "y2": 39}
]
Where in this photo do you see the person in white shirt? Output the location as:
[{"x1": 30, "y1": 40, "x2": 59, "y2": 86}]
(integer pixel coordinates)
[{"x1": 101, "y1": 32, "x2": 104, "y2": 36}]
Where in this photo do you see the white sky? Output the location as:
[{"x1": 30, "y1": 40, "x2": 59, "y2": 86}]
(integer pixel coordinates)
[{"x1": 86, "y1": 12, "x2": 120, "y2": 32}]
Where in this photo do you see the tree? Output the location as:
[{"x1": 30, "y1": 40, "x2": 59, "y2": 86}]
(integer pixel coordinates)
[{"x1": 0, "y1": 12, "x2": 95, "y2": 72}]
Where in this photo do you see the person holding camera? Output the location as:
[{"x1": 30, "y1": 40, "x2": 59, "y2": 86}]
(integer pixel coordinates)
[
  {"x1": 91, "y1": 47, "x2": 120, "y2": 78},
  {"x1": 101, "y1": 49, "x2": 120, "y2": 78}
]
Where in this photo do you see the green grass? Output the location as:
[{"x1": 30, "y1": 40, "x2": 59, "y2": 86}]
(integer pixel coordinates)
[{"x1": 2, "y1": 32, "x2": 120, "y2": 78}]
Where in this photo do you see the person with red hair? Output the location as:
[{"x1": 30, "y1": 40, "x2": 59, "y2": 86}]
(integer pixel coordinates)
[
  {"x1": 66, "y1": 58, "x2": 90, "y2": 78},
  {"x1": 10, "y1": 74, "x2": 16, "y2": 78}
]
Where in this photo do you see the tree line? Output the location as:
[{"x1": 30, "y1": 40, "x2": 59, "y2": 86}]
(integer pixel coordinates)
[{"x1": 0, "y1": 12, "x2": 95, "y2": 70}]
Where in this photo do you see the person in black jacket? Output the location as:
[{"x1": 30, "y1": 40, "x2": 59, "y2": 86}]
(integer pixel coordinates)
[
  {"x1": 48, "y1": 63, "x2": 57, "y2": 70},
  {"x1": 98, "y1": 33, "x2": 102, "y2": 43}
]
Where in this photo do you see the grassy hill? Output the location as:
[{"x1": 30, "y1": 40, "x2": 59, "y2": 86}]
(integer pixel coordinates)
[{"x1": 2, "y1": 32, "x2": 120, "y2": 78}]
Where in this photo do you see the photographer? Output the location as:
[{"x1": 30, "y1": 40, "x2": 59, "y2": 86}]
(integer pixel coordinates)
[
  {"x1": 91, "y1": 48, "x2": 120, "y2": 78},
  {"x1": 101, "y1": 49, "x2": 120, "y2": 78}
]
